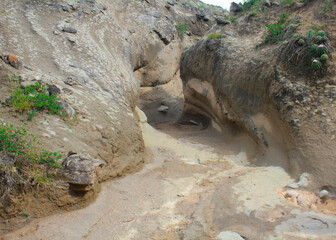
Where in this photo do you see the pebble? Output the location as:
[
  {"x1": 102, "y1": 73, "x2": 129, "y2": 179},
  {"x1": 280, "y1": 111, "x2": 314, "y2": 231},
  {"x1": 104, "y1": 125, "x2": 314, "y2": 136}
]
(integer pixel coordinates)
[
  {"x1": 7, "y1": 54, "x2": 18, "y2": 63},
  {"x1": 319, "y1": 190, "x2": 329, "y2": 198},
  {"x1": 10, "y1": 60, "x2": 24, "y2": 70},
  {"x1": 48, "y1": 85, "x2": 61, "y2": 96},
  {"x1": 157, "y1": 105, "x2": 169, "y2": 113},
  {"x1": 62, "y1": 27, "x2": 77, "y2": 34}
]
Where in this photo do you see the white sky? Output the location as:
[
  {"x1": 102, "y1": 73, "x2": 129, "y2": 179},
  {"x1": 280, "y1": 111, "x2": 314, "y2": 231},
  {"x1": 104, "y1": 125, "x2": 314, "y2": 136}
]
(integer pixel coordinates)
[{"x1": 200, "y1": 0, "x2": 240, "y2": 10}]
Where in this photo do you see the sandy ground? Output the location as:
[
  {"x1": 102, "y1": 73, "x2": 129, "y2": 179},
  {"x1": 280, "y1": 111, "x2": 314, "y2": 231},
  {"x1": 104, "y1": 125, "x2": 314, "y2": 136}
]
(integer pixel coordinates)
[{"x1": 2, "y1": 121, "x2": 336, "y2": 240}]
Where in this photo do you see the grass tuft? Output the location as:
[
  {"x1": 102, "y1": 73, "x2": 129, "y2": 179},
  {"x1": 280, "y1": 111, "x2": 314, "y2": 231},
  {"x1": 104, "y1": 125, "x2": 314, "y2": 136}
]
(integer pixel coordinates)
[
  {"x1": 0, "y1": 121, "x2": 62, "y2": 198},
  {"x1": 8, "y1": 76, "x2": 62, "y2": 120}
]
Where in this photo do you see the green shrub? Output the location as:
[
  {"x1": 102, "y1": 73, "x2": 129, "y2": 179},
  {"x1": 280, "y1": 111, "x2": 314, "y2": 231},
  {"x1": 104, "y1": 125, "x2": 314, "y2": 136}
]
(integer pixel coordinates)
[
  {"x1": 176, "y1": 23, "x2": 187, "y2": 39},
  {"x1": 259, "y1": 13, "x2": 289, "y2": 46},
  {"x1": 320, "y1": 0, "x2": 333, "y2": 11},
  {"x1": 263, "y1": 22, "x2": 285, "y2": 44},
  {"x1": 207, "y1": 33, "x2": 223, "y2": 39},
  {"x1": 279, "y1": 13, "x2": 289, "y2": 24},
  {"x1": 0, "y1": 122, "x2": 61, "y2": 167},
  {"x1": 241, "y1": 0, "x2": 259, "y2": 10},
  {"x1": 0, "y1": 121, "x2": 62, "y2": 197},
  {"x1": 241, "y1": 0, "x2": 263, "y2": 15},
  {"x1": 298, "y1": 39, "x2": 305, "y2": 45},
  {"x1": 281, "y1": 0, "x2": 292, "y2": 6},
  {"x1": 224, "y1": 15, "x2": 237, "y2": 22},
  {"x1": 9, "y1": 76, "x2": 61, "y2": 120}
]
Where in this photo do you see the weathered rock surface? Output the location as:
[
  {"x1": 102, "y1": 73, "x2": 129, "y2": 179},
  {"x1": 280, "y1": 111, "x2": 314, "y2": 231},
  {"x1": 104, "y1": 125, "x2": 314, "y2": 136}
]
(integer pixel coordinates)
[
  {"x1": 62, "y1": 153, "x2": 105, "y2": 192},
  {"x1": 0, "y1": 0, "x2": 227, "y2": 229},
  {"x1": 180, "y1": 5, "x2": 336, "y2": 190}
]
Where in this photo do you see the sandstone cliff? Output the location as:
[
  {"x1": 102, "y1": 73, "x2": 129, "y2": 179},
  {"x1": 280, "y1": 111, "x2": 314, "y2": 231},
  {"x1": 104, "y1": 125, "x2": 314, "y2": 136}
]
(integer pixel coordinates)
[{"x1": 180, "y1": 0, "x2": 336, "y2": 190}]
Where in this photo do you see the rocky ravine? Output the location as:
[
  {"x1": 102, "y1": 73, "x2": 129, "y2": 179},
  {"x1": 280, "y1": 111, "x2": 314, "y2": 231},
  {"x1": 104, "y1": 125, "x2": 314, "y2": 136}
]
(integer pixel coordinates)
[
  {"x1": 0, "y1": 0, "x2": 226, "y2": 232},
  {"x1": 1, "y1": 0, "x2": 336, "y2": 238}
]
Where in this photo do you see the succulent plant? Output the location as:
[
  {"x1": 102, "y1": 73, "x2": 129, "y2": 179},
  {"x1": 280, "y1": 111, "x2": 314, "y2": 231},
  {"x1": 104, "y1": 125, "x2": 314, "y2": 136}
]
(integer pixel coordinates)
[
  {"x1": 307, "y1": 29, "x2": 313, "y2": 46},
  {"x1": 322, "y1": 36, "x2": 328, "y2": 42},
  {"x1": 312, "y1": 59, "x2": 322, "y2": 70},
  {"x1": 317, "y1": 30, "x2": 326, "y2": 37},
  {"x1": 293, "y1": 34, "x2": 300, "y2": 38},
  {"x1": 298, "y1": 39, "x2": 305, "y2": 45},
  {"x1": 282, "y1": 41, "x2": 289, "y2": 45},
  {"x1": 320, "y1": 54, "x2": 329, "y2": 61},
  {"x1": 317, "y1": 44, "x2": 328, "y2": 55},
  {"x1": 311, "y1": 44, "x2": 318, "y2": 52},
  {"x1": 315, "y1": 36, "x2": 322, "y2": 43}
]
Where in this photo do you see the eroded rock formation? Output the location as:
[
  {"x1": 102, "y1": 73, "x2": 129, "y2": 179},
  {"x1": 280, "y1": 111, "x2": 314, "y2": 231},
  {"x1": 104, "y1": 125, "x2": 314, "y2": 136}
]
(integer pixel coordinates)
[
  {"x1": 0, "y1": 0, "x2": 226, "y2": 230},
  {"x1": 180, "y1": 0, "x2": 336, "y2": 190}
]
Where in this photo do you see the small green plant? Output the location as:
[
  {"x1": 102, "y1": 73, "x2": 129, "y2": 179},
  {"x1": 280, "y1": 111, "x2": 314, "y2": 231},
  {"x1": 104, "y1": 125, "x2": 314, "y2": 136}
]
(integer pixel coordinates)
[
  {"x1": 322, "y1": 36, "x2": 328, "y2": 42},
  {"x1": 311, "y1": 44, "x2": 318, "y2": 52},
  {"x1": 307, "y1": 29, "x2": 313, "y2": 46},
  {"x1": 281, "y1": 0, "x2": 292, "y2": 6},
  {"x1": 315, "y1": 35, "x2": 323, "y2": 43},
  {"x1": 259, "y1": 13, "x2": 289, "y2": 46},
  {"x1": 0, "y1": 121, "x2": 62, "y2": 198},
  {"x1": 224, "y1": 15, "x2": 237, "y2": 22},
  {"x1": 22, "y1": 210, "x2": 30, "y2": 217},
  {"x1": 176, "y1": 23, "x2": 187, "y2": 40},
  {"x1": 263, "y1": 22, "x2": 285, "y2": 44},
  {"x1": 312, "y1": 59, "x2": 322, "y2": 70},
  {"x1": 317, "y1": 30, "x2": 326, "y2": 37},
  {"x1": 8, "y1": 76, "x2": 61, "y2": 120},
  {"x1": 320, "y1": 0, "x2": 333, "y2": 11},
  {"x1": 293, "y1": 34, "x2": 300, "y2": 38},
  {"x1": 207, "y1": 33, "x2": 223, "y2": 39},
  {"x1": 0, "y1": 122, "x2": 61, "y2": 167},
  {"x1": 241, "y1": 0, "x2": 263, "y2": 15},
  {"x1": 320, "y1": 54, "x2": 329, "y2": 61},
  {"x1": 298, "y1": 39, "x2": 305, "y2": 45},
  {"x1": 280, "y1": 29, "x2": 332, "y2": 72},
  {"x1": 309, "y1": 25, "x2": 326, "y2": 34},
  {"x1": 317, "y1": 44, "x2": 328, "y2": 55},
  {"x1": 279, "y1": 13, "x2": 289, "y2": 24}
]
